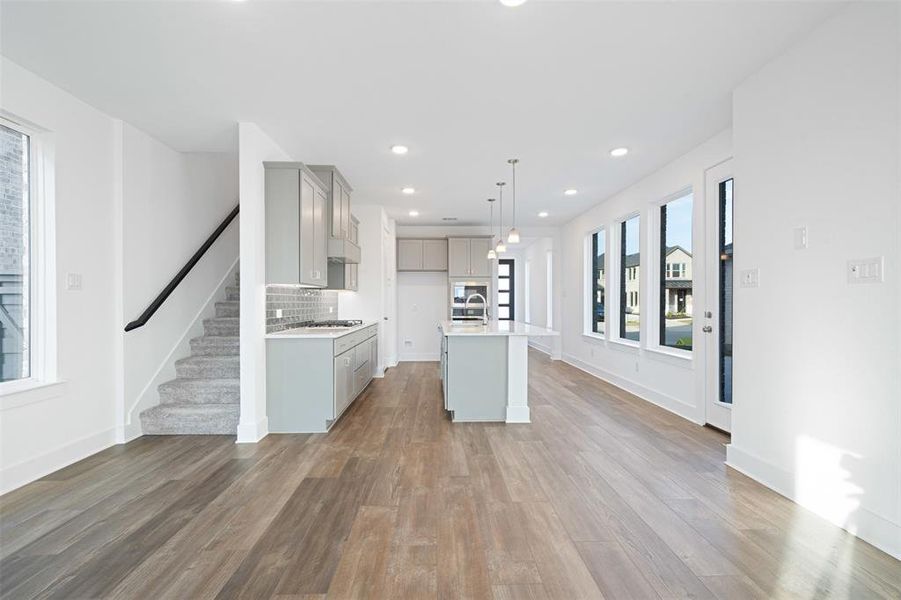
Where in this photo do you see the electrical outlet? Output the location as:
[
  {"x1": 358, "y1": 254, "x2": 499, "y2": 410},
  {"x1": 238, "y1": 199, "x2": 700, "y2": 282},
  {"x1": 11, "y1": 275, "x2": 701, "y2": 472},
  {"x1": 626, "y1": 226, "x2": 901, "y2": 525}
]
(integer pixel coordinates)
[
  {"x1": 328, "y1": 306, "x2": 335, "y2": 313},
  {"x1": 793, "y1": 226, "x2": 808, "y2": 250},
  {"x1": 275, "y1": 309, "x2": 283, "y2": 318},
  {"x1": 404, "y1": 339, "x2": 413, "y2": 347},
  {"x1": 66, "y1": 273, "x2": 82, "y2": 291}
]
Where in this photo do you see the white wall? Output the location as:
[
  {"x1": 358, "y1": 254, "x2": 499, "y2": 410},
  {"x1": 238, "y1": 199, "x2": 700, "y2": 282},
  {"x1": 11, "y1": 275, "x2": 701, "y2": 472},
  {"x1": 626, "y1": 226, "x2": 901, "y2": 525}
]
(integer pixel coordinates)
[
  {"x1": 337, "y1": 204, "x2": 396, "y2": 373},
  {"x1": 0, "y1": 58, "x2": 120, "y2": 492},
  {"x1": 237, "y1": 123, "x2": 291, "y2": 443},
  {"x1": 397, "y1": 272, "x2": 447, "y2": 361},
  {"x1": 559, "y1": 129, "x2": 732, "y2": 425},
  {"x1": 728, "y1": 3, "x2": 900, "y2": 558},
  {"x1": 122, "y1": 124, "x2": 238, "y2": 440}
]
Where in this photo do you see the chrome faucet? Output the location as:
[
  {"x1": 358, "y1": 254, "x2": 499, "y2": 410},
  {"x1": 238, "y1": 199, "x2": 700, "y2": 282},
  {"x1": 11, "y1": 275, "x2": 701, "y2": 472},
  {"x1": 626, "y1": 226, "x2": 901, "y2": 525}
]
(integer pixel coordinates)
[{"x1": 465, "y1": 293, "x2": 489, "y2": 326}]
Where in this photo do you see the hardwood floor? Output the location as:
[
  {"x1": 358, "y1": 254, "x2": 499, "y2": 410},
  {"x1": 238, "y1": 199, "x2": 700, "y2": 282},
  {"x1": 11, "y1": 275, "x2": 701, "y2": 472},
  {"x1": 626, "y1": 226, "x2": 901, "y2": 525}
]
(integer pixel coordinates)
[{"x1": 2, "y1": 352, "x2": 899, "y2": 599}]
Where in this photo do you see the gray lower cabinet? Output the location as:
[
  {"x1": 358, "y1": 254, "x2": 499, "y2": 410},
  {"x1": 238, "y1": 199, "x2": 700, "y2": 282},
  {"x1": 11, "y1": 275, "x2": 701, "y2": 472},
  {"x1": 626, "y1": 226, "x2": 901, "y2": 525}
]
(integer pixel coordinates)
[
  {"x1": 442, "y1": 334, "x2": 507, "y2": 422},
  {"x1": 265, "y1": 162, "x2": 328, "y2": 287},
  {"x1": 267, "y1": 325, "x2": 378, "y2": 432}
]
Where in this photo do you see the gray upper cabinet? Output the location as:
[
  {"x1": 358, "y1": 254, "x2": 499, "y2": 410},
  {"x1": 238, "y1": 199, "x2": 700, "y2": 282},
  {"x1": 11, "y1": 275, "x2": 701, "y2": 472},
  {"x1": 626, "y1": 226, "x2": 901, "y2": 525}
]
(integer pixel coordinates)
[
  {"x1": 448, "y1": 237, "x2": 492, "y2": 278},
  {"x1": 423, "y1": 239, "x2": 448, "y2": 271},
  {"x1": 327, "y1": 215, "x2": 360, "y2": 291},
  {"x1": 308, "y1": 165, "x2": 360, "y2": 264},
  {"x1": 447, "y1": 238, "x2": 470, "y2": 277},
  {"x1": 397, "y1": 239, "x2": 424, "y2": 271},
  {"x1": 469, "y1": 238, "x2": 491, "y2": 277},
  {"x1": 265, "y1": 162, "x2": 328, "y2": 287},
  {"x1": 397, "y1": 238, "x2": 449, "y2": 271}
]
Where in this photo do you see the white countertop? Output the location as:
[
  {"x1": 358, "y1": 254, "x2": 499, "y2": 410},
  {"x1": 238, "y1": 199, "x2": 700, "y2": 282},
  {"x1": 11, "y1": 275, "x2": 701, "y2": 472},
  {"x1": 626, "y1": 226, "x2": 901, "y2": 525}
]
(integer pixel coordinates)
[
  {"x1": 440, "y1": 320, "x2": 559, "y2": 337},
  {"x1": 265, "y1": 320, "x2": 379, "y2": 339}
]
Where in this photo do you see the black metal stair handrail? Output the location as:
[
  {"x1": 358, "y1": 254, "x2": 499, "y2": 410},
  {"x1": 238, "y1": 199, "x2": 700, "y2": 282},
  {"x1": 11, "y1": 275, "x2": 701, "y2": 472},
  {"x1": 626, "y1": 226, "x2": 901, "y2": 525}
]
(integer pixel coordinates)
[{"x1": 124, "y1": 204, "x2": 239, "y2": 332}]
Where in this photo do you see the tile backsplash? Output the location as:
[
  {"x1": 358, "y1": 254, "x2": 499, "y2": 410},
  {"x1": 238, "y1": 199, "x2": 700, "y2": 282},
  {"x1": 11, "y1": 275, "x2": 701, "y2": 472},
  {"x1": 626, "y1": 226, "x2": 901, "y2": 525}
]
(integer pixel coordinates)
[{"x1": 266, "y1": 286, "x2": 339, "y2": 333}]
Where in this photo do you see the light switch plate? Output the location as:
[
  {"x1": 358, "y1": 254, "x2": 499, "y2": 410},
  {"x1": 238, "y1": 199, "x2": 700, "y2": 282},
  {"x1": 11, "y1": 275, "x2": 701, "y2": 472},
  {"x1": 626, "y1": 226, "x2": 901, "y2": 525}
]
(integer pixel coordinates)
[
  {"x1": 793, "y1": 226, "x2": 808, "y2": 250},
  {"x1": 66, "y1": 273, "x2": 82, "y2": 291},
  {"x1": 847, "y1": 257, "x2": 883, "y2": 284},
  {"x1": 739, "y1": 268, "x2": 759, "y2": 288}
]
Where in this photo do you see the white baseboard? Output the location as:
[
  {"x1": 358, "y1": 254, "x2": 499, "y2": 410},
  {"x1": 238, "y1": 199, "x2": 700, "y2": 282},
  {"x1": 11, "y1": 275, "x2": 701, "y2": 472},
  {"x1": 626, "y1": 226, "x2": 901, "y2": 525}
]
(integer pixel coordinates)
[
  {"x1": 505, "y1": 405, "x2": 531, "y2": 423},
  {"x1": 727, "y1": 445, "x2": 900, "y2": 560},
  {"x1": 528, "y1": 340, "x2": 551, "y2": 355},
  {"x1": 0, "y1": 427, "x2": 117, "y2": 495},
  {"x1": 398, "y1": 353, "x2": 439, "y2": 362},
  {"x1": 236, "y1": 416, "x2": 269, "y2": 443},
  {"x1": 561, "y1": 352, "x2": 702, "y2": 425}
]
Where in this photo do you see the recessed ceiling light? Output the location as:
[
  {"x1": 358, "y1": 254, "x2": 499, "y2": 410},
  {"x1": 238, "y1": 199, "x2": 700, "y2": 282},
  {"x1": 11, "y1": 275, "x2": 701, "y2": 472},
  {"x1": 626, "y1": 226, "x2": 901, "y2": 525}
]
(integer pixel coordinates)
[
  {"x1": 564, "y1": 189, "x2": 578, "y2": 196},
  {"x1": 390, "y1": 145, "x2": 409, "y2": 155},
  {"x1": 499, "y1": 0, "x2": 527, "y2": 6},
  {"x1": 408, "y1": 210, "x2": 419, "y2": 217},
  {"x1": 402, "y1": 187, "x2": 415, "y2": 195},
  {"x1": 610, "y1": 147, "x2": 629, "y2": 157},
  {"x1": 538, "y1": 211, "x2": 549, "y2": 218}
]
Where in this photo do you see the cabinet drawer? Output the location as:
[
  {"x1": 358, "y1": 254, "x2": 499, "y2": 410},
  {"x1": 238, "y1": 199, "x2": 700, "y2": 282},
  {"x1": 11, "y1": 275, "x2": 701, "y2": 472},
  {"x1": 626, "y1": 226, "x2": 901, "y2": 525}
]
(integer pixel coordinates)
[
  {"x1": 354, "y1": 363, "x2": 370, "y2": 396},
  {"x1": 354, "y1": 342, "x2": 370, "y2": 371},
  {"x1": 334, "y1": 325, "x2": 378, "y2": 356}
]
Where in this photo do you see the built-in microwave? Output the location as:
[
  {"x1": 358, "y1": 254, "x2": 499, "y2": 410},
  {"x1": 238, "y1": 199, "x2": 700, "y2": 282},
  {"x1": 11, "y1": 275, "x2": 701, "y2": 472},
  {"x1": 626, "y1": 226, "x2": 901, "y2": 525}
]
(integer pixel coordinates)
[{"x1": 449, "y1": 279, "x2": 492, "y2": 321}]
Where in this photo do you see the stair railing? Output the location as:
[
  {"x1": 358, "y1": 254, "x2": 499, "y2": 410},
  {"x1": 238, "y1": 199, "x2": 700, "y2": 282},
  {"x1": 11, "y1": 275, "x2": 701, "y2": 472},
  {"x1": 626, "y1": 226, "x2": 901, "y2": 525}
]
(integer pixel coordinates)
[{"x1": 124, "y1": 204, "x2": 239, "y2": 332}]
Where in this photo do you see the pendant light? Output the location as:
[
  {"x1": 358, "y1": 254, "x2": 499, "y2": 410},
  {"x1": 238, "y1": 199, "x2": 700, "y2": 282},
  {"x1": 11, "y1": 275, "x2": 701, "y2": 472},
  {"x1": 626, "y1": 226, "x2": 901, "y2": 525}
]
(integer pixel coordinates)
[
  {"x1": 495, "y1": 182, "x2": 507, "y2": 253},
  {"x1": 506, "y1": 158, "x2": 521, "y2": 244},
  {"x1": 486, "y1": 198, "x2": 497, "y2": 260}
]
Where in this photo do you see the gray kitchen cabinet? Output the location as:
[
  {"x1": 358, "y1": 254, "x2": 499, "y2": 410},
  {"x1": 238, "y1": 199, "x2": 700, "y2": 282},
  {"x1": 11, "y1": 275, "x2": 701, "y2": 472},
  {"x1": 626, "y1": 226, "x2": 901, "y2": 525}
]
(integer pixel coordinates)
[
  {"x1": 334, "y1": 349, "x2": 354, "y2": 417},
  {"x1": 397, "y1": 238, "x2": 449, "y2": 271},
  {"x1": 447, "y1": 238, "x2": 471, "y2": 277},
  {"x1": 308, "y1": 165, "x2": 360, "y2": 263},
  {"x1": 397, "y1": 239, "x2": 424, "y2": 271},
  {"x1": 422, "y1": 239, "x2": 448, "y2": 271},
  {"x1": 264, "y1": 162, "x2": 328, "y2": 287},
  {"x1": 327, "y1": 261, "x2": 358, "y2": 291},
  {"x1": 327, "y1": 215, "x2": 360, "y2": 291},
  {"x1": 267, "y1": 324, "x2": 378, "y2": 432},
  {"x1": 448, "y1": 237, "x2": 493, "y2": 278},
  {"x1": 469, "y1": 238, "x2": 492, "y2": 276}
]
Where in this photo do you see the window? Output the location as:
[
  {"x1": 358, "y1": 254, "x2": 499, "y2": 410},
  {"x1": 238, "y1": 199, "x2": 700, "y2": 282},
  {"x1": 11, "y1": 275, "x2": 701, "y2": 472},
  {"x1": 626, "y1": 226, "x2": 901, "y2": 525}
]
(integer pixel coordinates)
[
  {"x1": 590, "y1": 229, "x2": 606, "y2": 335},
  {"x1": 619, "y1": 215, "x2": 640, "y2": 341},
  {"x1": 497, "y1": 259, "x2": 514, "y2": 321},
  {"x1": 720, "y1": 179, "x2": 734, "y2": 403},
  {"x1": 546, "y1": 251, "x2": 553, "y2": 329},
  {"x1": 1, "y1": 123, "x2": 31, "y2": 383},
  {"x1": 524, "y1": 260, "x2": 531, "y2": 323},
  {"x1": 659, "y1": 191, "x2": 693, "y2": 350}
]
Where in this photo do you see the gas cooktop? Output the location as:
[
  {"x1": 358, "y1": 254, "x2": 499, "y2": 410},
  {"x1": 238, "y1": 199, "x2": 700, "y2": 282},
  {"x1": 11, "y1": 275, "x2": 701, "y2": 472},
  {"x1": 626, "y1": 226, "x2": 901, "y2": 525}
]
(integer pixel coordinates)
[{"x1": 297, "y1": 319, "x2": 363, "y2": 329}]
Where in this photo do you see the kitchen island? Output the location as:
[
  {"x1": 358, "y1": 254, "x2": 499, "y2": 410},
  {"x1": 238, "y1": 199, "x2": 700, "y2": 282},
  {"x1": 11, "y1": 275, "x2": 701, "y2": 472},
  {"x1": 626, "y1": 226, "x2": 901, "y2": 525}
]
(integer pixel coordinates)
[{"x1": 439, "y1": 320, "x2": 559, "y2": 423}]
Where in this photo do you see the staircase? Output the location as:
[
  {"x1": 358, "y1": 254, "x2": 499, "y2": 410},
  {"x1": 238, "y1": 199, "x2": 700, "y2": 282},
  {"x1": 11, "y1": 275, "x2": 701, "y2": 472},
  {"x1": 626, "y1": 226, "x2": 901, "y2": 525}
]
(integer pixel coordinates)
[{"x1": 140, "y1": 272, "x2": 240, "y2": 435}]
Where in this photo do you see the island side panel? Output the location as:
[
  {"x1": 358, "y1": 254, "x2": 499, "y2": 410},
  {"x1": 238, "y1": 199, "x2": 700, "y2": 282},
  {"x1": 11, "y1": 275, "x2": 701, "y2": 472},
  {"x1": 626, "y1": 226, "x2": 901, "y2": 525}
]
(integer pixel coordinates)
[
  {"x1": 267, "y1": 338, "x2": 334, "y2": 432},
  {"x1": 446, "y1": 335, "x2": 508, "y2": 422},
  {"x1": 506, "y1": 335, "x2": 530, "y2": 423}
]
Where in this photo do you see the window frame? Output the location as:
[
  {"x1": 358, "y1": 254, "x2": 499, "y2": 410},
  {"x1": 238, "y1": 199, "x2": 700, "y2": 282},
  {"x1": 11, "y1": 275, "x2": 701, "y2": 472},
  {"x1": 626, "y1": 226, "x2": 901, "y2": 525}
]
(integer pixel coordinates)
[
  {"x1": 617, "y1": 213, "x2": 641, "y2": 344},
  {"x1": 497, "y1": 258, "x2": 515, "y2": 321},
  {"x1": 0, "y1": 115, "x2": 58, "y2": 399},
  {"x1": 583, "y1": 226, "x2": 607, "y2": 340},
  {"x1": 652, "y1": 186, "x2": 694, "y2": 358}
]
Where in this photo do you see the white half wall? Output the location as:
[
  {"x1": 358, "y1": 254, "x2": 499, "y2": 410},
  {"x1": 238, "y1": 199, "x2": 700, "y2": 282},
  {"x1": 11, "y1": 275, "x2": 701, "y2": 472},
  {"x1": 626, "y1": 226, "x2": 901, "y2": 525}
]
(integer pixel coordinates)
[
  {"x1": 121, "y1": 123, "x2": 238, "y2": 441},
  {"x1": 728, "y1": 2, "x2": 900, "y2": 558},
  {"x1": 237, "y1": 123, "x2": 291, "y2": 443},
  {"x1": 0, "y1": 57, "x2": 119, "y2": 493},
  {"x1": 559, "y1": 129, "x2": 732, "y2": 425}
]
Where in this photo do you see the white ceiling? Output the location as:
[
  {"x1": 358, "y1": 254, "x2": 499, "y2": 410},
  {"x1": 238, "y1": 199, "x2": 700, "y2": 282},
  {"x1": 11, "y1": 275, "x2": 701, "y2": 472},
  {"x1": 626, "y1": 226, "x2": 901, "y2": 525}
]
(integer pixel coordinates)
[{"x1": 1, "y1": 1, "x2": 841, "y2": 226}]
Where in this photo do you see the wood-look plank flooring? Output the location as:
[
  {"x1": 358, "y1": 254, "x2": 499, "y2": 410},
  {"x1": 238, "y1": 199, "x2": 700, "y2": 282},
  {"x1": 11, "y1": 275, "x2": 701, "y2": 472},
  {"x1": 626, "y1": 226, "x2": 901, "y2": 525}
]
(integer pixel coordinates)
[{"x1": 2, "y1": 352, "x2": 899, "y2": 599}]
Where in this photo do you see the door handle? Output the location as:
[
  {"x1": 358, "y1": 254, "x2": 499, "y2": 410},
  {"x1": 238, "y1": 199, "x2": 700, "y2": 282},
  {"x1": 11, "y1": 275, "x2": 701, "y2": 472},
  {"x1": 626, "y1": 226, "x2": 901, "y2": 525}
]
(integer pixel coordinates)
[{"x1": 703, "y1": 325, "x2": 713, "y2": 333}]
